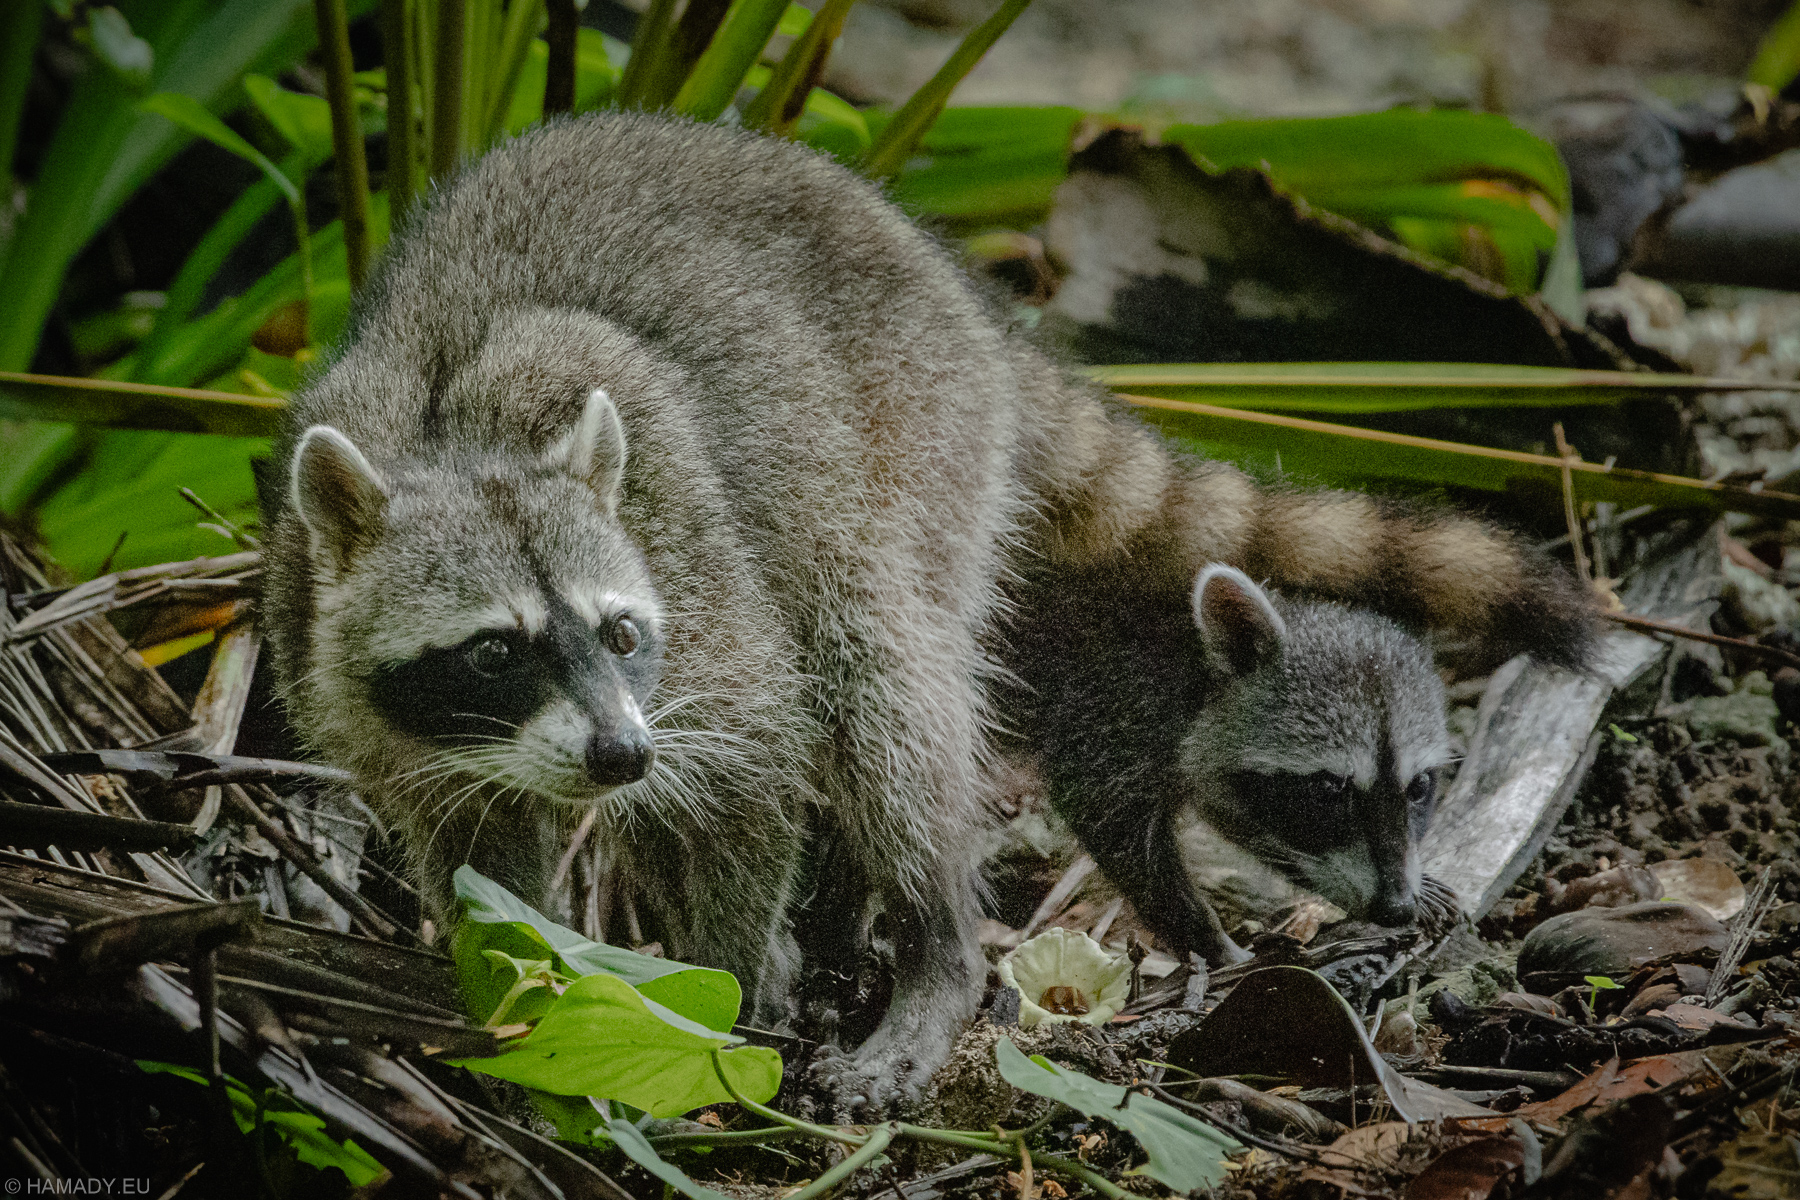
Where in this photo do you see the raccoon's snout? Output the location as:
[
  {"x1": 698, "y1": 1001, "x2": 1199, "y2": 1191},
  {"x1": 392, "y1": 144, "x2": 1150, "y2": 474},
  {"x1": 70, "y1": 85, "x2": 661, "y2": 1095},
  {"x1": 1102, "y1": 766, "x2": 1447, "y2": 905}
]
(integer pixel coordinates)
[
  {"x1": 1366, "y1": 889, "x2": 1417, "y2": 927},
  {"x1": 587, "y1": 722, "x2": 654, "y2": 784}
]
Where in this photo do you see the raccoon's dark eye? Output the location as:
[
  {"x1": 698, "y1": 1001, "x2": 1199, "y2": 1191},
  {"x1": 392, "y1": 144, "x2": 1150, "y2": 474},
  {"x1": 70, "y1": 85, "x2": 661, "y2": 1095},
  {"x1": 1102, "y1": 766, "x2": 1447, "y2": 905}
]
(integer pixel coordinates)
[
  {"x1": 607, "y1": 615, "x2": 641, "y2": 658},
  {"x1": 467, "y1": 635, "x2": 516, "y2": 678},
  {"x1": 1406, "y1": 770, "x2": 1437, "y2": 808}
]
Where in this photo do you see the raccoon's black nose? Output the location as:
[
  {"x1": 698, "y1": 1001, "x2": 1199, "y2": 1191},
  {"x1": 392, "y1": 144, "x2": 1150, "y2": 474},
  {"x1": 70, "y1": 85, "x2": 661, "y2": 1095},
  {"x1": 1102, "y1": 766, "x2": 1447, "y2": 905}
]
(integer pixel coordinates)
[
  {"x1": 1367, "y1": 893, "x2": 1417, "y2": 927},
  {"x1": 587, "y1": 726, "x2": 654, "y2": 785}
]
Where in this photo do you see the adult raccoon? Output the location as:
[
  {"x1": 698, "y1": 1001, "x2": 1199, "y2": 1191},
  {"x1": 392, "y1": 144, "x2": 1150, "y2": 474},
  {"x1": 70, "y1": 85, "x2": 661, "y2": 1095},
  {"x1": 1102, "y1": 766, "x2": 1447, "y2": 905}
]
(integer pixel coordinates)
[
  {"x1": 263, "y1": 112, "x2": 1591, "y2": 1108},
  {"x1": 1006, "y1": 564, "x2": 1460, "y2": 967}
]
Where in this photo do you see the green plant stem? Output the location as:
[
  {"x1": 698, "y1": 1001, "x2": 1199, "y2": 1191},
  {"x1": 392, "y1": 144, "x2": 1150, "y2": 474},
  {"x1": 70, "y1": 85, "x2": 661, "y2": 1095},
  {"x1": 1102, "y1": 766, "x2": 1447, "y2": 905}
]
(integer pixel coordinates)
[
  {"x1": 0, "y1": 0, "x2": 41, "y2": 188},
  {"x1": 645, "y1": 1125, "x2": 807, "y2": 1148},
  {"x1": 381, "y1": 0, "x2": 417, "y2": 225},
  {"x1": 1031, "y1": 1151, "x2": 1132, "y2": 1200},
  {"x1": 670, "y1": 0, "x2": 789, "y2": 122},
  {"x1": 706, "y1": 1050, "x2": 866, "y2": 1146},
  {"x1": 663, "y1": 0, "x2": 732, "y2": 102},
  {"x1": 134, "y1": 174, "x2": 285, "y2": 381},
  {"x1": 615, "y1": 0, "x2": 678, "y2": 109},
  {"x1": 893, "y1": 1124, "x2": 1009, "y2": 1156},
  {"x1": 288, "y1": 188, "x2": 315, "y2": 347},
  {"x1": 484, "y1": 0, "x2": 544, "y2": 140},
  {"x1": 543, "y1": 0, "x2": 578, "y2": 115},
  {"x1": 743, "y1": 0, "x2": 854, "y2": 134},
  {"x1": 313, "y1": 0, "x2": 372, "y2": 293},
  {"x1": 861, "y1": 0, "x2": 1033, "y2": 179},
  {"x1": 431, "y1": 0, "x2": 466, "y2": 181},
  {"x1": 787, "y1": 1124, "x2": 896, "y2": 1200}
]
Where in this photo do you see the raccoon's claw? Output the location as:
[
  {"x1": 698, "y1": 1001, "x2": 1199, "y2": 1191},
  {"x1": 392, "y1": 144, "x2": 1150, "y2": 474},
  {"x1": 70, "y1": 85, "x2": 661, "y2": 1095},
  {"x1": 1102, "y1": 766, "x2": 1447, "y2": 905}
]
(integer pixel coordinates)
[
  {"x1": 1416, "y1": 874, "x2": 1463, "y2": 935},
  {"x1": 806, "y1": 1043, "x2": 928, "y2": 1120}
]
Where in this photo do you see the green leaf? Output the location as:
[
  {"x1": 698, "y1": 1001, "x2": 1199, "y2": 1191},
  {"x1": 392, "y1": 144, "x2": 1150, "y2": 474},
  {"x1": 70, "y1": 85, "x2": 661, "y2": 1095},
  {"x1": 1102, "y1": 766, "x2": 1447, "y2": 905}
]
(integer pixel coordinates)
[
  {"x1": 135, "y1": 1061, "x2": 385, "y2": 1186},
  {"x1": 447, "y1": 973, "x2": 782, "y2": 1117},
  {"x1": 671, "y1": 0, "x2": 791, "y2": 123},
  {"x1": 452, "y1": 864, "x2": 744, "y2": 1034},
  {"x1": 242, "y1": 73, "x2": 334, "y2": 165},
  {"x1": 87, "y1": 7, "x2": 154, "y2": 88},
  {"x1": 995, "y1": 1039, "x2": 1239, "y2": 1192},
  {"x1": 777, "y1": 3, "x2": 812, "y2": 37},
  {"x1": 534, "y1": 1091, "x2": 613, "y2": 1144},
  {"x1": 1164, "y1": 110, "x2": 1570, "y2": 292},
  {"x1": 610, "y1": 1117, "x2": 735, "y2": 1200},
  {"x1": 1093, "y1": 361, "x2": 1766, "y2": 414},
  {"x1": 1124, "y1": 392, "x2": 1800, "y2": 522},
  {"x1": 30, "y1": 429, "x2": 263, "y2": 577},
  {"x1": 862, "y1": 0, "x2": 1036, "y2": 180},
  {"x1": 0, "y1": 0, "x2": 331, "y2": 372},
  {"x1": 880, "y1": 105, "x2": 1081, "y2": 231},
  {"x1": 1749, "y1": 1, "x2": 1800, "y2": 92},
  {"x1": 138, "y1": 91, "x2": 299, "y2": 205},
  {"x1": 0, "y1": 372, "x2": 285, "y2": 435}
]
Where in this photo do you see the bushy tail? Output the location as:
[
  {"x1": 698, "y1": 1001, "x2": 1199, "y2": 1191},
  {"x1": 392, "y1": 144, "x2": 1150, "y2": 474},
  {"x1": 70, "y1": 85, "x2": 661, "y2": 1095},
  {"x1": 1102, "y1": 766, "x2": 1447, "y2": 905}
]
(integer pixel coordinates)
[{"x1": 1014, "y1": 367, "x2": 1597, "y2": 669}]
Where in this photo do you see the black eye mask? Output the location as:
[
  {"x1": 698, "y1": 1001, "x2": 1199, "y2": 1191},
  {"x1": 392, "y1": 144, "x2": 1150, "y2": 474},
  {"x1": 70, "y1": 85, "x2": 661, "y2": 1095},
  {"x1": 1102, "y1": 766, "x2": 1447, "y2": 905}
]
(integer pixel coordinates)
[{"x1": 367, "y1": 595, "x2": 659, "y2": 743}]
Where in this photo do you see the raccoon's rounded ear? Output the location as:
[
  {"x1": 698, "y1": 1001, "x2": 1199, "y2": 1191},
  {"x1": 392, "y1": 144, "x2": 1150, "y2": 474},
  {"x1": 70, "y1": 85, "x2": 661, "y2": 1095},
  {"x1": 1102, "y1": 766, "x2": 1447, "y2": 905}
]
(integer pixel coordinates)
[
  {"x1": 1192, "y1": 564, "x2": 1287, "y2": 676},
  {"x1": 290, "y1": 425, "x2": 390, "y2": 575},
  {"x1": 545, "y1": 389, "x2": 627, "y2": 515}
]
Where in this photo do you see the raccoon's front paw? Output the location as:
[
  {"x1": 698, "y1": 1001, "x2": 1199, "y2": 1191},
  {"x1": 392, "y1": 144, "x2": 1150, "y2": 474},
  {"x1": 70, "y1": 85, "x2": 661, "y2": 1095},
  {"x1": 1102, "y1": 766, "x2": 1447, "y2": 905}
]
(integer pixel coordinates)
[{"x1": 806, "y1": 1040, "x2": 929, "y2": 1120}]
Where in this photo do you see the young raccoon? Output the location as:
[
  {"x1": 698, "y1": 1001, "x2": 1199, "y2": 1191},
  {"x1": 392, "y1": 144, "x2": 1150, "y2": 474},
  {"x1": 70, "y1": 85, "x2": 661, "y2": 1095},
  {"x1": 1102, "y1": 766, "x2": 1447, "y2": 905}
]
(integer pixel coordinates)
[
  {"x1": 263, "y1": 112, "x2": 1591, "y2": 1108},
  {"x1": 1007, "y1": 564, "x2": 1457, "y2": 966}
]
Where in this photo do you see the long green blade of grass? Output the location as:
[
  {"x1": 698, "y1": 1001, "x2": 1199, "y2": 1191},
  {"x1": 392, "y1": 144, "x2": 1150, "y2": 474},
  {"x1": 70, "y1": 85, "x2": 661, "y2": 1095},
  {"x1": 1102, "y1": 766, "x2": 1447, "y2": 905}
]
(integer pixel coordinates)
[
  {"x1": 861, "y1": 0, "x2": 1034, "y2": 180},
  {"x1": 0, "y1": 1, "x2": 41, "y2": 189},
  {"x1": 615, "y1": 0, "x2": 681, "y2": 110},
  {"x1": 0, "y1": 373, "x2": 285, "y2": 437},
  {"x1": 1124, "y1": 393, "x2": 1800, "y2": 521},
  {"x1": 382, "y1": 0, "x2": 418, "y2": 220},
  {"x1": 0, "y1": 0, "x2": 331, "y2": 372},
  {"x1": 670, "y1": 0, "x2": 791, "y2": 123},
  {"x1": 314, "y1": 0, "x2": 373, "y2": 292},
  {"x1": 742, "y1": 0, "x2": 854, "y2": 134},
  {"x1": 1091, "y1": 362, "x2": 1792, "y2": 414}
]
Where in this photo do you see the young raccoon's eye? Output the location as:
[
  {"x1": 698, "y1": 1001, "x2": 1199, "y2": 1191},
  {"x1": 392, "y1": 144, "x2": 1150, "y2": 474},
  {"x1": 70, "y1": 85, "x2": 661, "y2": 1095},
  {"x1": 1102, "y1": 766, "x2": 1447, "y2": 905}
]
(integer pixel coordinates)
[
  {"x1": 467, "y1": 635, "x2": 517, "y2": 678},
  {"x1": 607, "y1": 615, "x2": 641, "y2": 658},
  {"x1": 1406, "y1": 770, "x2": 1438, "y2": 808}
]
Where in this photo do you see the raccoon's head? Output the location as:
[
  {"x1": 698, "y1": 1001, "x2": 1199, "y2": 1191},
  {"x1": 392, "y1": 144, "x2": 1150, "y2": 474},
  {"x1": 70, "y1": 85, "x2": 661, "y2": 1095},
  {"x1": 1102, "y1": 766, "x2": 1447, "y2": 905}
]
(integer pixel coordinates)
[
  {"x1": 287, "y1": 390, "x2": 664, "y2": 806},
  {"x1": 1179, "y1": 565, "x2": 1453, "y2": 927}
]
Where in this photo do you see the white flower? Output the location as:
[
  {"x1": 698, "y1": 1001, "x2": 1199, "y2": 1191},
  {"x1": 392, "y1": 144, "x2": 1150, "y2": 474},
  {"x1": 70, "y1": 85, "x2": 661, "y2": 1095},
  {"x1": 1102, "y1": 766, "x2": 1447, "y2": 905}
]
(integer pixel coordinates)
[{"x1": 998, "y1": 926, "x2": 1131, "y2": 1029}]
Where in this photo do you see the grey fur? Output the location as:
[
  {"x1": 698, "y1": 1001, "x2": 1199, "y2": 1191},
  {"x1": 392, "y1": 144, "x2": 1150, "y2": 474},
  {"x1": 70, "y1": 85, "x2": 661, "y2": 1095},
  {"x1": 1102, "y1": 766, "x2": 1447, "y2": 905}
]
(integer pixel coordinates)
[
  {"x1": 1184, "y1": 568, "x2": 1451, "y2": 927},
  {"x1": 263, "y1": 112, "x2": 1586, "y2": 1110}
]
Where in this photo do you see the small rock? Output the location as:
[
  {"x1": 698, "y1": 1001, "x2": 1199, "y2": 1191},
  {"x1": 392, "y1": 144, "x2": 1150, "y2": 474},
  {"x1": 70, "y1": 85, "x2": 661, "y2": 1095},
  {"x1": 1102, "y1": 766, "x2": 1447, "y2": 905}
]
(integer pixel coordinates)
[
  {"x1": 1517, "y1": 902, "x2": 1731, "y2": 992},
  {"x1": 1721, "y1": 560, "x2": 1800, "y2": 634},
  {"x1": 1678, "y1": 677, "x2": 1783, "y2": 748}
]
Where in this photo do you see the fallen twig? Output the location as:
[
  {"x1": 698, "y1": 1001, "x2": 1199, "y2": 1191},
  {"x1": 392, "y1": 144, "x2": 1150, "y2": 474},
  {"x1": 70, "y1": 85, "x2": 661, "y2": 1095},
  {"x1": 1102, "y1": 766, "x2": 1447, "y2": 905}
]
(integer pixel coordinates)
[{"x1": 1600, "y1": 611, "x2": 1800, "y2": 672}]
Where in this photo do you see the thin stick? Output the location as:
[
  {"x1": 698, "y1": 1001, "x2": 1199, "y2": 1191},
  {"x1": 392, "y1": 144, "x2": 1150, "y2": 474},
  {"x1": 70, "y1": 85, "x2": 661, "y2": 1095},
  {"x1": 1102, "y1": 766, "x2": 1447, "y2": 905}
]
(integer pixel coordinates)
[
  {"x1": 382, "y1": 0, "x2": 417, "y2": 224},
  {"x1": 1601, "y1": 611, "x2": 1800, "y2": 672},
  {"x1": 431, "y1": 0, "x2": 466, "y2": 182},
  {"x1": 314, "y1": 0, "x2": 372, "y2": 293},
  {"x1": 544, "y1": 0, "x2": 578, "y2": 115},
  {"x1": 1553, "y1": 422, "x2": 1591, "y2": 587}
]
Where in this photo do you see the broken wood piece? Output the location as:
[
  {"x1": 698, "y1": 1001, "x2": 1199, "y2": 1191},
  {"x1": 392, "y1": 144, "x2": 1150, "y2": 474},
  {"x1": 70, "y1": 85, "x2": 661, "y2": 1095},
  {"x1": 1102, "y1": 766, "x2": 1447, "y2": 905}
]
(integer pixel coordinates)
[
  {"x1": 0, "y1": 799, "x2": 197, "y2": 854},
  {"x1": 64, "y1": 898, "x2": 260, "y2": 974},
  {"x1": 1420, "y1": 525, "x2": 1725, "y2": 919}
]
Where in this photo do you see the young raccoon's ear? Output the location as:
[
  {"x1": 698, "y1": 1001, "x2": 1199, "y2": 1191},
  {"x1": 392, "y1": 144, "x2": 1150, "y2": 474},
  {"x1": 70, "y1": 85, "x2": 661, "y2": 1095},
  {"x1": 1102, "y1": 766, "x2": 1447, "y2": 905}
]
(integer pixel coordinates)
[
  {"x1": 544, "y1": 389, "x2": 627, "y2": 515},
  {"x1": 291, "y1": 425, "x2": 389, "y2": 576},
  {"x1": 1193, "y1": 564, "x2": 1287, "y2": 676}
]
